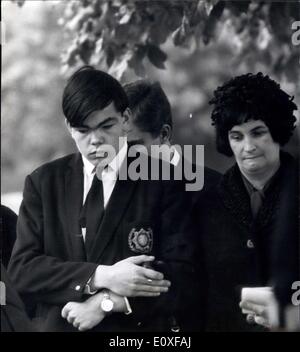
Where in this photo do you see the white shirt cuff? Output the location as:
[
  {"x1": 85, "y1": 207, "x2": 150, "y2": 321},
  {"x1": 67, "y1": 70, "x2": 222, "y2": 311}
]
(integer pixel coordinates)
[
  {"x1": 84, "y1": 277, "x2": 98, "y2": 295},
  {"x1": 124, "y1": 296, "x2": 132, "y2": 315}
]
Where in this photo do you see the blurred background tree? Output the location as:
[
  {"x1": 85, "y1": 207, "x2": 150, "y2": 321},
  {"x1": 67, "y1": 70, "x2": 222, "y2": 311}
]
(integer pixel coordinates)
[
  {"x1": 57, "y1": 0, "x2": 300, "y2": 81},
  {"x1": 2, "y1": 0, "x2": 299, "y2": 212}
]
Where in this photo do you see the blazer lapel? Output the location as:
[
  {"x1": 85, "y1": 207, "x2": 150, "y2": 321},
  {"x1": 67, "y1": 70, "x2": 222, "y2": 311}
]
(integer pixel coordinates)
[
  {"x1": 87, "y1": 157, "x2": 138, "y2": 263},
  {"x1": 64, "y1": 153, "x2": 86, "y2": 261}
]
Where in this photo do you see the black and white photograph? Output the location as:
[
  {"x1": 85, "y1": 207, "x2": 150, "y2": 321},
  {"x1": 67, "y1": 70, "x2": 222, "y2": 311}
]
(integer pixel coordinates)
[{"x1": 1, "y1": 0, "x2": 299, "y2": 341}]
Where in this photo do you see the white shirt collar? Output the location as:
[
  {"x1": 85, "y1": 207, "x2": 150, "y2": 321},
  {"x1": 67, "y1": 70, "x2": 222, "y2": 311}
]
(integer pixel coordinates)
[
  {"x1": 82, "y1": 154, "x2": 95, "y2": 176},
  {"x1": 170, "y1": 146, "x2": 181, "y2": 166}
]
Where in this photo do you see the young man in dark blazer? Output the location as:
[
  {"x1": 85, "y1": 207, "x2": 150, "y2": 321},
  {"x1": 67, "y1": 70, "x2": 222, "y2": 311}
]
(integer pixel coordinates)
[
  {"x1": 123, "y1": 79, "x2": 221, "y2": 330},
  {"x1": 8, "y1": 67, "x2": 196, "y2": 332}
]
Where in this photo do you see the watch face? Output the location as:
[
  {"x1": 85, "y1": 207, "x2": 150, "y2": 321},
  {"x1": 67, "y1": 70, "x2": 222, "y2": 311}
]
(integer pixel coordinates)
[{"x1": 101, "y1": 298, "x2": 114, "y2": 312}]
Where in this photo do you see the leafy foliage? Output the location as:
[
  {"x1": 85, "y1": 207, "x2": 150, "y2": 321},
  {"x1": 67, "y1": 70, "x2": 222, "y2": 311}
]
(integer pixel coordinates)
[
  {"x1": 12, "y1": 0, "x2": 299, "y2": 82},
  {"x1": 56, "y1": 0, "x2": 299, "y2": 82},
  {"x1": 3, "y1": 0, "x2": 299, "y2": 196}
]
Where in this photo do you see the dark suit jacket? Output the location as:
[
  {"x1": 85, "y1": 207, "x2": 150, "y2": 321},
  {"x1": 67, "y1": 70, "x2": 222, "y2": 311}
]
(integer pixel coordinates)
[
  {"x1": 8, "y1": 152, "x2": 196, "y2": 332},
  {"x1": 1, "y1": 205, "x2": 17, "y2": 268},
  {"x1": 271, "y1": 154, "x2": 299, "y2": 317},
  {"x1": 173, "y1": 155, "x2": 221, "y2": 330},
  {"x1": 173, "y1": 151, "x2": 221, "y2": 197},
  {"x1": 1, "y1": 264, "x2": 36, "y2": 332}
]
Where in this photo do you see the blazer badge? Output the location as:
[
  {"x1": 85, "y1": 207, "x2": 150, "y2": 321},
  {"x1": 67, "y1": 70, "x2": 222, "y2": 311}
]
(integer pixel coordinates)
[{"x1": 128, "y1": 227, "x2": 153, "y2": 253}]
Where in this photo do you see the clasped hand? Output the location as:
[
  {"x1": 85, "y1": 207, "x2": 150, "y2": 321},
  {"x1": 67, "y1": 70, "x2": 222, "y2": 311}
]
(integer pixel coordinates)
[
  {"x1": 61, "y1": 293, "x2": 106, "y2": 331},
  {"x1": 61, "y1": 255, "x2": 171, "y2": 331},
  {"x1": 61, "y1": 290, "x2": 127, "y2": 331},
  {"x1": 95, "y1": 255, "x2": 171, "y2": 297}
]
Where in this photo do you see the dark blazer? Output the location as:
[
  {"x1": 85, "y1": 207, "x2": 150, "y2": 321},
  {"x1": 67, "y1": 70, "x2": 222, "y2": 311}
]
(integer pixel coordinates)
[
  {"x1": 1, "y1": 264, "x2": 36, "y2": 332},
  {"x1": 173, "y1": 151, "x2": 221, "y2": 193},
  {"x1": 271, "y1": 154, "x2": 299, "y2": 316},
  {"x1": 193, "y1": 152, "x2": 299, "y2": 331},
  {"x1": 199, "y1": 165, "x2": 221, "y2": 195},
  {"x1": 8, "y1": 152, "x2": 196, "y2": 332},
  {"x1": 175, "y1": 156, "x2": 221, "y2": 330},
  {"x1": 1, "y1": 205, "x2": 17, "y2": 268}
]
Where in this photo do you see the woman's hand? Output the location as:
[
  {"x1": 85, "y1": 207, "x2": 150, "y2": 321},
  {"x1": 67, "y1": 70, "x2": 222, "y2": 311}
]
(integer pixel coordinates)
[{"x1": 239, "y1": 287, "x2": 279, "y2": 328}]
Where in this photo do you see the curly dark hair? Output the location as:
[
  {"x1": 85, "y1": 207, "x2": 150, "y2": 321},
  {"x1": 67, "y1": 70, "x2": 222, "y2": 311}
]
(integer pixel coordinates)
[{"x1": 209, "y1": 72, "x2": 298, "y2": 156}]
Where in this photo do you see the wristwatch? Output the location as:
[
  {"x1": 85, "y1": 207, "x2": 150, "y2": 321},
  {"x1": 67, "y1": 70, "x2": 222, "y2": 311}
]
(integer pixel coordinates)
[{"x1": 100, "y1": 290, "x2": 114, "y2": 313}]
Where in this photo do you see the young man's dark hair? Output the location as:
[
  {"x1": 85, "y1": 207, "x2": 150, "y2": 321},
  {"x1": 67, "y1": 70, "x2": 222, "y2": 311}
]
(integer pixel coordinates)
[
  {"x1": 62, "y1": 66, "x2": 128, "y2": 127},
  {"x1": 209, "y1": 72, "x2": 297, "y2": 157},
  {"x1": 124, "y1": 80, "x2": 172, "y2": 139}
]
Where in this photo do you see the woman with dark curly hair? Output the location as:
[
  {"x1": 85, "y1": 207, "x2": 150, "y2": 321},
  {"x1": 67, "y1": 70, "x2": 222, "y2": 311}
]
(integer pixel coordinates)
[{"x1": 195, "y1": 72, "x2": 299, "y2": 331}]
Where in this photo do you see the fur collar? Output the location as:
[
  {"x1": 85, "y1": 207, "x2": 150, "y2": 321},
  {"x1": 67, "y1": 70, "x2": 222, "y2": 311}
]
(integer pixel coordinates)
[{"x1": 217, "y1": 152, "x2": 295, "y2": 232}]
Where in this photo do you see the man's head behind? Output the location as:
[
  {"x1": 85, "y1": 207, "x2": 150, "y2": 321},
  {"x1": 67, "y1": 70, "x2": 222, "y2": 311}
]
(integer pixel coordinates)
[
  {"x1": 62, "y1": 66, "x2": 128, "y2": 128},
  {"x1": 209, "y1": 72, "x2": 297, "y2": 157},
  {"x1": 124, "y1": 80, "x2": 173, "y2": 147}
]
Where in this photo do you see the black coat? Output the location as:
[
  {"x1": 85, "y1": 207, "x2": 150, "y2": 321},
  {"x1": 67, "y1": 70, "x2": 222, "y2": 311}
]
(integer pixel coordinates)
[
  {"x1": 194, "y1": 152, "x2": 299, "y2": 331},
  {"x1": 8, "y1": 152, "x2": 196, "y2": 332},
  {"x1": 271, "y1": 153, "x2": 299, "y2": 314},
  {"x1": 179, "y1": 160, "x2": 221, "y2": 331},
  {"x1": 1, "y1": 264, "x2": 36, "y2": 332},
  {"x1": 173, "y1": 151, "x2": 221, "y2": 196},
  {"x1": 1, "y1": 205, "x2": 17, "y2": 268}
]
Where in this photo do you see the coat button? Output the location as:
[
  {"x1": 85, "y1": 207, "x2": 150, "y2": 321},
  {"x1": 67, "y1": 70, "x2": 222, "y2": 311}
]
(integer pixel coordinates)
[
  {"x1": 137, "y1": 322, "x2": 142, "y2": 327},
  {"x1": 247, "y1": 239, "x2": 255, "y2": 249},
  {"x1": 75, "y1": 285, "x2": 81, "y2": 291}
]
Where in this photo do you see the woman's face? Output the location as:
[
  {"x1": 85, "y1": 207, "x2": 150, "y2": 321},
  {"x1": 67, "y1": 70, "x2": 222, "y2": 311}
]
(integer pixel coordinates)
[{"x1": 228, "y1": 119, "x2": 280, "y2": 177}]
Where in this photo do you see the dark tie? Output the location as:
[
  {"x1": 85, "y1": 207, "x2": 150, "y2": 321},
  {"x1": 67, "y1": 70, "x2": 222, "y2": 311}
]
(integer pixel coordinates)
[
  {"x1": 242, "y1": 175, "x2": 264, "y2": 219},
  {"x1": 250, "y1": 190, "x2": 264, "y2": 219},
  {"x1": 80, "y1": 174, "x2": 104, "y2": 254}
]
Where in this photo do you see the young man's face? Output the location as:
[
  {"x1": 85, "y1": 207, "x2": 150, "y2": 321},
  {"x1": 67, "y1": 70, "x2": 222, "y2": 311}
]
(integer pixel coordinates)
[{"x1": 69, "y1": 103, "x2": 129, "y2": 167}]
